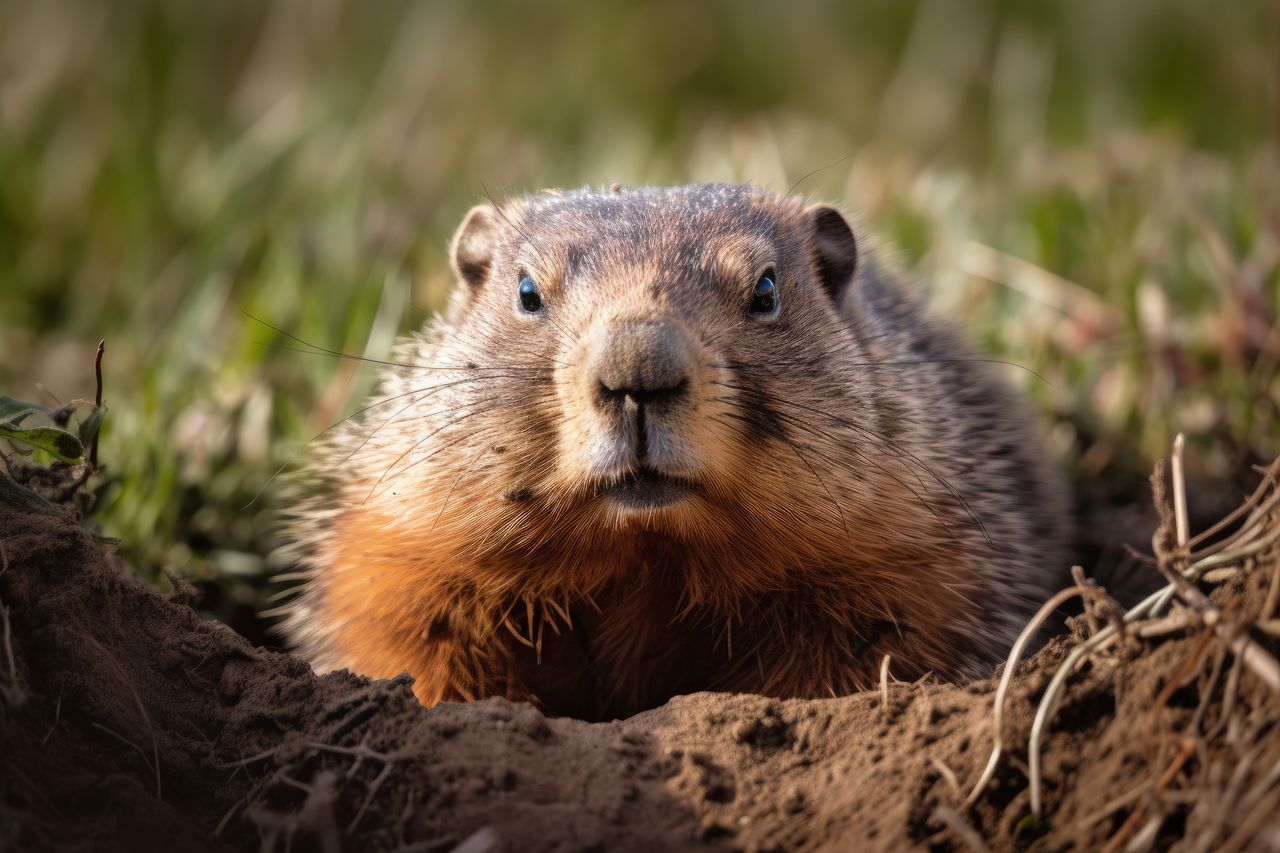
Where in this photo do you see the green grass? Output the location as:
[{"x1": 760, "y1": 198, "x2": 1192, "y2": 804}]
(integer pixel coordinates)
[{"x1": 2, "y1": 0, "x2": 1276, "y2": 636}]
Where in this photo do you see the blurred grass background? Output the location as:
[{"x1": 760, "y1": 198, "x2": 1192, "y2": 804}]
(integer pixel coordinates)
[{"x1": 1, "y1": 0, "x2": 1276, "y2": 640}]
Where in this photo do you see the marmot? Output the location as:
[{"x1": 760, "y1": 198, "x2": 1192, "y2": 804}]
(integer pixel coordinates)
[{"x1": 280, "y1": 183, "x2": 1069, "y2": 721}]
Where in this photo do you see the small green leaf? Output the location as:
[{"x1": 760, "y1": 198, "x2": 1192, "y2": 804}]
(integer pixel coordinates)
[
  {"x1": 0, "y1": 395, "x2": 46, "y2": 426},
  {"x1": 78, "y1": 404, "x2": 107, "y2": 445},
  {"x1": 0, "y1": 424, "x2": 85, "y2": 463}
]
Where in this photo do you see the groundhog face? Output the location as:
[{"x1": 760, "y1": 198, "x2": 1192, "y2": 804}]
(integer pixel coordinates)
[{"x1": 434, "y1": 184, "x2": 867, "y2": 540}]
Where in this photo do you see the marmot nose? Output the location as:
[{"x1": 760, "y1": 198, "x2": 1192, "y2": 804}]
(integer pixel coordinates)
[{"x1": 591, "y1": 317, "x2": 694, "y2": 406}]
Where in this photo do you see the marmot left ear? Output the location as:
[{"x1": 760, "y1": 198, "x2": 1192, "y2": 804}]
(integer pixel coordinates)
[
  {"x1": 450, "y1": 204, "x2": 502, "y2": 291},
  {"x1": 806, "y1": 204, "x2": 858, "y2": 305}
]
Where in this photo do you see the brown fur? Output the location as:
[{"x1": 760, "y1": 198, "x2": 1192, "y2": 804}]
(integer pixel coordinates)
[{"x1": 279, "y1": 184, "x2": 1069, "y2": 721}]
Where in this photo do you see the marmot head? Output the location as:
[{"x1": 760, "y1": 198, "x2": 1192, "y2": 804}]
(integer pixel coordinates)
[
  {"x1": 345, "y1": 183, "x2": 948, "y2": 599},
  {"x1": 433, "y1": 185, "x2": 872, "y2": 538}
]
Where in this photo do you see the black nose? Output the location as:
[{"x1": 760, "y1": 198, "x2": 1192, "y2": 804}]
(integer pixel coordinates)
[{"x1": 592, "y1": 317, "x2": 694, "y2": 407}]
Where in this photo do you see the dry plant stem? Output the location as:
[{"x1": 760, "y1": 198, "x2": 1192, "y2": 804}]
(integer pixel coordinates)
[
  {"x1": 304, "y1": 742, "x2": 400, "y2": 834},
  {"x1": 1178, "y1": 455, "x2": 1280, "y2": 564},
  {"x1": 226, "y1": 746, "x2": 284, "y2": 768},
  {"x1": 118, "y1": 678, "x2": 163, "y2": 802},
  {"x1": 1206, "y1": 653, "x2": 1245, "y2": 743},
  {"x1": 1094, "y1": 441, "x2": 1280, "y2": 848},
  {"x1": 1188, "y1": 645, "x2": 1227, "y2": 735},
  {"x1": 1024, "y1": 566, "x2": 1222, "y2": 819},
  {"x1": 220, "y1": 741, "x2": 401, "y2": 837},
  {"x1": 0, "y1": 536, "x2": 27, "y2": 726},
  {"x1": 90, "y1": 339, "x2": 104, "y2": 469},
  {"x1": 1262, "y1": 562, "x2": 1280, "y2": 622},
  {"x1": 1200, "y1": 473, "x2": 1280, "y2": 558},
  {"x1": 1200, "y1": 567, "x2": 1241, "y2": 584},
  {"x1": 1072, "y1": 565, "x2": 1102, "y2": 635},
  {"x1": 279, "y1": 774, "x2": 315, "y2": 794},
  {"x1": 41, "y1": 694, "x2": 62, "y2": 745},
  {"x1": 1154, "y1": 628, "x2": 1215, "y2": 707},
  {"x1": 1100, "y1": 736, "x2": 1195, "y2": 853},
  {"x1": 1171, "y1": 434, "x2": 1189, "y2": 546},
  {"x1": 1125, "y1": 815, "x2": 1164, "y2": 853},
  {"x1": 0, "y1": 541, "x2": 18, "y2": 701},
  {"x1": 349, "y1": 760, "x2": 394, "y2": 834},
  {"x1": 91, "y1": 722, "x2": 159, "y2": 793},
  {"x1": 962, "y1": 585, "x2": 1086, "y2": 809},
  {"x1": 1177, "y1": 448, "x2": 1280, "y2": 548},
  {"x1": 1218, "y1": 786, "x2": 1280, "y2": 853},
  {"x1": 1025, "y1": 436, "x2": 1266, "y2": 820},
  {"x1": 1160, "y1": 439, "x2": 1280, "y2": 692},
  {"x1": 932, "y1": 805, "x2": 993, "y2": 853},
  {"x1": 1194, "y1": 522, "x2": 1280, "y2": 573},
  {"x1": 879, "y1": 654, "x2": 891, "y2": 713},
  {"x1": 451, "y1": 826, "x2": 500, "y2": 853},
  {"x1": 217, "y1": 766, "x2": 288, "y2": 835},
  {"x1": 1152, "y1": 551, "x2": 1280, "y2": 693},
  {"x1": 1200, "y1": 505, "x2": 1280, "y2": 572},
  {"x1": 931, "y1": 757, "x2": 960, "y2": 796},
  {"x1": 0, "y1": 597, "x2": 18, "y2": 705},
  {"x1": 1137, "y1": 609, "x2": 1196, "y2": 638},
  {"x1": 1220, "y1": 746, "x2": 1262, "y2": 818},
  {"x1": 1027, "y1": 623, "x2": 1119, "y2": 817},
  {"x1": 1238, "y1": 752, "x2": 1280, "y2": 816},
  {"x1": 1076, "y1": 772, "x2": 1164, "y2": 832}
]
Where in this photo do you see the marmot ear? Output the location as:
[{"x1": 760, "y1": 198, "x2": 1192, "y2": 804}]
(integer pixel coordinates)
[
  {"x1": 450, "y1": 204, "x2": 502, "y2": 290},
  {"x1": 806, "y1": 204, "x2": 858, "y2": 304}
]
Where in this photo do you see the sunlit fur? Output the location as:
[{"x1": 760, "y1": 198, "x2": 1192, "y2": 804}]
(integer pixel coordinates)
[{"x1": 278, "y1": 184, "x2": 1069, "y2": 721}]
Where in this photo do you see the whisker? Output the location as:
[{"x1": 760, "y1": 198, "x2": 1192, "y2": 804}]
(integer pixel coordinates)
[
  {"x1": 245, "y1": 373, "x2": 540, "y2": 506},
  {"x1": 774, "y1": 397, "x2": 986, "y2": 542},
  {"x1": 782, "y1": 155, "x2": 851, "y2": 200},
  {"x1": 243, "y1": 310, "x2": 560, "y2": 372},
  {"x1": 363, "y1": 394, "x2": 510, "y2": 503},
  {"x1": 428, "y1": 448, "x2": 486, "y2": 534},
  {"x1": 365, "y1": 391, "x2": 558, "y2": 502},
  {"x1": 714, "y1": 410, "x2": 852, "y2": 541},
  {"x1": 337, "y1": 373, "x2": 544, "y2": 466},
  {"x1": 713, "y1": 398, "x2": 952, "y2": 535},
  {"x1": 481, "y1": 181, "x2": 559, "y2": 284},
  {"x1": 709, "y1": 356, "x2": 1050, "y2": 385},
  {"x1": 710, "y1": 380, "x2": 980, "y2": 538}
]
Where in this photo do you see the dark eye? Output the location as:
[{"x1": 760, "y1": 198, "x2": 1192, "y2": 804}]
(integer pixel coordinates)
[
  {"x1": 518, "y1": 276, "x2": 543, "y2": 313},
  {"x1": 748, "y1": 271, "x2": 778, "y2": 317}
]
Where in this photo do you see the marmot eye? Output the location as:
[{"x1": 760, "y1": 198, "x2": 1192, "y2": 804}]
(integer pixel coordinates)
[
  {"x1": 748, "y1": 271, "x2": 778, "y2": 317},
  {"x1": 518, "y1": 276, "x2": 543, "y2": 313}
]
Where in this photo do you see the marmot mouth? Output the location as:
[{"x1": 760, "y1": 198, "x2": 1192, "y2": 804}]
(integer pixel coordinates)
[{"x1": 596, "y1": 467, "x2": 695, "y2": 509}]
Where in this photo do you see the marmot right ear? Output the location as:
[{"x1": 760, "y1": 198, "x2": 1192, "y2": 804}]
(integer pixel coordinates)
[
  {"x1": 450, "y1": 204, "x2": 502, "y2": 290},
  {"x1": 806, "y1": 204, "x2": 858, "y2": 305}
]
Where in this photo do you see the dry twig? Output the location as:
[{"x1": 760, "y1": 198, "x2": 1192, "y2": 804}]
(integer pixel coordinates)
[
  {"x1": 879, "y1": 653, "x2": 891, "y2": 714},
  {"x1": 933, "y1": 805, "x2": 993, "y2": 853},
  {"x1": 963, "y1": 585, "x2": 1087, "y2": 809},
  {"x1": 1026, "y1": 439, "x2": 1280, "y2": 821}
]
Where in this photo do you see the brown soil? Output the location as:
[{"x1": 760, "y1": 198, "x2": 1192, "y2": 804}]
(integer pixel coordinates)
[{"x1": 1, "y1": 471, "x2": 1278, "y2": 852}]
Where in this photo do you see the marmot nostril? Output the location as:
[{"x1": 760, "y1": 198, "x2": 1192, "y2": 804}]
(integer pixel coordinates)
[
  {"x1": 597, "y1": 378, "x2": 690, "y2": 406},
  {"x1": 591, "y1": 317, "x2": 695, "y2": 405}
]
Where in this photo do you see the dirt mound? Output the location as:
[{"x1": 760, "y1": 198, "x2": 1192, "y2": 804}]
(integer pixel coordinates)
[{"x1": 1, "y1": 464, "x2": 1278, "y2": 852}]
